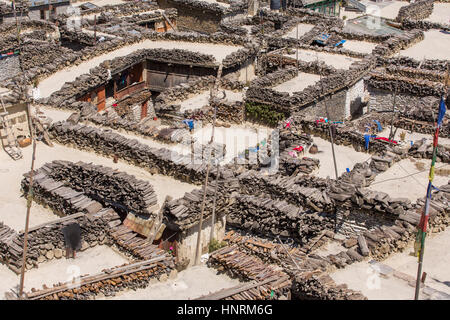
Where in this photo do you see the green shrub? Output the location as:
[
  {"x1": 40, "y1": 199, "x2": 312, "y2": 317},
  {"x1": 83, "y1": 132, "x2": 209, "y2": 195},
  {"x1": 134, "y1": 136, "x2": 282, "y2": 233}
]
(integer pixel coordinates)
[
  {"x1": 245, "y1": 101, "x2": 286, "y2": 127},
  {"x1": 209, "y1": 238, "x2": 227, "y2": 253}
]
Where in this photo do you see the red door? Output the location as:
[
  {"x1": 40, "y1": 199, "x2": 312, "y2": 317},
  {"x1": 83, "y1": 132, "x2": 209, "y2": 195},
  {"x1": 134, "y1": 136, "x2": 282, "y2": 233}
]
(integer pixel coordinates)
[{"x1": 141, "y1": 100, "x2": 148, "y2": 119}]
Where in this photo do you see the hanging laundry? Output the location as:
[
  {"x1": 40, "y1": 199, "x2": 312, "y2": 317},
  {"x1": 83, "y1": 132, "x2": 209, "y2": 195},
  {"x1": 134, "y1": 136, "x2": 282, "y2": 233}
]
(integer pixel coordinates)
[
  {"x1": 293, "y1": 145, "x2": 304, "y2": 152},
  {"x1": 284, "y1": 120, "x2": 291, "y2": 128},
  {"x1": 374, "y1": 137, "x2": 397, "y2": 144},
  {"x1": 288, "y1": 151, "x2": 297, "y2": 158},
  {"x1": 182, "y1": 119, "x2": 194, "y2": 130},
  {"x1": 364, "y1": 134, "x2": 377, "y2": 150},
  {"x1": 373, "y1": 120, "x2": 383, "y2": 132}
]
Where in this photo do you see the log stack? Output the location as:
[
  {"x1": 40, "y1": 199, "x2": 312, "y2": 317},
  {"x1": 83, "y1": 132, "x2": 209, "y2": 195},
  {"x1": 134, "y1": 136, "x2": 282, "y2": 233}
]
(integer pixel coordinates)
[
  {"x1": 26, "y1": 256, "x2": 175, "y2": 300},
  {"x1": 1, "y1": 209, "x2": 118, "y2": 274},
  {"x1": 226, "y1": 195, "x2": 335, "y2": 245},
  {"x1": 48, "y1": 121, "x2": 210, "y2": 184},
  {"x1": 44, "y1": 160, "x2": 159, "y2": 218},
  {"x1": 207, "y1": 245, "x2": 292, "y2": 299}
]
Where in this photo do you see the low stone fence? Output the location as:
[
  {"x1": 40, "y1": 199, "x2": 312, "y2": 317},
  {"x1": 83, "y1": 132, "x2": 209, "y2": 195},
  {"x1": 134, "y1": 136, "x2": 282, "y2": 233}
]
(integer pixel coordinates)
[{"x1": 396, "y1": 0, "x2": 434, "y2": 22}]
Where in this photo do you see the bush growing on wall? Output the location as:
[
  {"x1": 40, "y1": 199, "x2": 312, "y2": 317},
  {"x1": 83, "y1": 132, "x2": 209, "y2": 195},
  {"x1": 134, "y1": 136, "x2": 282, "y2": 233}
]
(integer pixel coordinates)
[{"x1": 245, "y1": 101, "x2": 286, "y2": 127}]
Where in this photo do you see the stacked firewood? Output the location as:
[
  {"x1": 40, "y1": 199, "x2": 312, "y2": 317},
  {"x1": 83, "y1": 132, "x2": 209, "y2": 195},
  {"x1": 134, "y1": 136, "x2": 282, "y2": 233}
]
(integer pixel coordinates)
[
  {"x1": 226, "y1": 195, "x2": 335, "y2": 245},
  {"x1": 236, "y1": 170, "x2": 333, "y2": 212},
  {"x1": 48, "y1": 121, "x2": 209, "y2": 184},
  {"x1": 207, "y1": 245, "x2": 292, "y2": 299},
  {"x1": 26, "y1": 257, "x2": 175, "y2": 300},
  {"x1": 21, "y1": 171, "x2": 104, "y2": 217},
  {"x1": 1, "y1": 209, "x2": 118, "y2": 274},
  {"x1": 292, "y1": 270, "x2": 366, "y2": 300},
  {"x1": 162, "y1": 176, "x2": 239, "y2": 231},
  {"x1": 44, "y1": 160, "x2": 159, "y2": 218}
]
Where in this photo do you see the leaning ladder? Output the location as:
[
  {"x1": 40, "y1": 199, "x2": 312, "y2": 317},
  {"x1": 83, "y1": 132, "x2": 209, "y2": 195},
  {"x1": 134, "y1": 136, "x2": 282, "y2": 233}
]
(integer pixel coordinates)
[{"x1": 0, "y1": 96, "x2": 23, "y2": 160}]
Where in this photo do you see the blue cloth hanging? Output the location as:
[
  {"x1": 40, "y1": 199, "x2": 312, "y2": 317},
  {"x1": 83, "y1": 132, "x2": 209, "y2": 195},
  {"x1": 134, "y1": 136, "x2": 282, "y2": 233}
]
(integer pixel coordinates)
[
  {"x1": 364, "y1": 134, "x2": 377, "y2": 150},
  {"x1": 182, "y1": 119, "x2": 194, "y2": 130},
  {"x1": 373, "y1": 120, "x2": 383, "y2": 132}
]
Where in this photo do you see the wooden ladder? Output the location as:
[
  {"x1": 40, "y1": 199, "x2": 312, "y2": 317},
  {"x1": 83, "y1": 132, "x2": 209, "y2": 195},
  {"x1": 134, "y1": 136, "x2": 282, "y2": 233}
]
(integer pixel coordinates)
[{"x1": 0, "y1": 97, "x2": 22, "y2": 160}]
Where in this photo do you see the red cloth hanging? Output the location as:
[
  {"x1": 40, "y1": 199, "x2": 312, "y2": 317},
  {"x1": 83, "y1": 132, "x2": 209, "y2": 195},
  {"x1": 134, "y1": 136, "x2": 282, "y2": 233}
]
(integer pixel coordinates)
[
  {"x1": 374, "y1": 137, "x2": 398, "y2": 144},
  {"x1": 293, "y1": 146, "x2": 304, "y2": 152}
]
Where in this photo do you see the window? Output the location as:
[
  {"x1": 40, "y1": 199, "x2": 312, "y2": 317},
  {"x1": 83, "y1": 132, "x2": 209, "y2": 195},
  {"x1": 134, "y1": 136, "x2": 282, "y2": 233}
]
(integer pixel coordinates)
[{"x1": 40, "y1": 10, "x2": 45, "y2": 20}]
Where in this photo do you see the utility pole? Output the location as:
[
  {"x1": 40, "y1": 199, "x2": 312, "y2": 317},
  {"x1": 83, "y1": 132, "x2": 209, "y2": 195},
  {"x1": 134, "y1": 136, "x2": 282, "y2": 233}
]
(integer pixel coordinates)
[
  {"x1": 209, "y1": 164, "x2": 220, "y2": 242},
  {"x1": 317, "y1": 55, "x2": 339, "y2": 180},
  {"x1": 93, "y1": 15, "x2": 97, "y2": 45},
  {"x1": 414, "y1": 64, "x2": 448, "y2": 300},
  {"x1": 194, "y1": 64, "x2": 223, "y2": 265},
  {"x1": 12, "y1": 0, "x2": 37, "y2": 299},
  {"x1": 388, "y1": 83, "x2": 397, "y2": 141},
  {"x1": 296, "y1": 22, "x2": 299, "y2": 75}
]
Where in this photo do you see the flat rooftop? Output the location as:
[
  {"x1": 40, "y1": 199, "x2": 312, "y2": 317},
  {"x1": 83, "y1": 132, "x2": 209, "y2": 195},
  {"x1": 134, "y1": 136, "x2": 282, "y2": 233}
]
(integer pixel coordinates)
[
  {"x1": 343, "y1": 15, "x2": 404, "y2": 37},
  {"x1": 285, "y1": 49, "x2": 360, "y2": 70},
  {"x1": 399, "y1": 29, "x2": 450, "y2": 60},
  {"x1": 425, "y1": 3, "x2": 450, "y2": 25},
  {"x1": 339, "y1": 1, "x2": 408, "y2": 21},
  {"x1": 38, "y1": 40, "x2": 243, "y2": 98},
  {"x1": 178, "y1": 90, "x2": 243, "y2": 112},
  {"x1": 73, "y1": 0, "x2": 126, "y2": 7},
  {"x1": 272, "y1": 72, "x2": 321, "y2": 94},
  {"x1": 200, "y1": 0, "x2": 230, "y2": 8},
  {"x1": 282, "y1": 23, "x2": 315, "y2": 39},
  {"x1": 342, "y1": 40, "x2": 377, "y2": 54}
]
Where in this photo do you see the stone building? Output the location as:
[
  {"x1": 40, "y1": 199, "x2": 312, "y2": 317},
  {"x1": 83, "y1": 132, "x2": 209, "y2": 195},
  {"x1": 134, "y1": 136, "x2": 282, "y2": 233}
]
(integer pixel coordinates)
[{"x1": 1, "y1": 0, "x2": 71, "y2": 24}]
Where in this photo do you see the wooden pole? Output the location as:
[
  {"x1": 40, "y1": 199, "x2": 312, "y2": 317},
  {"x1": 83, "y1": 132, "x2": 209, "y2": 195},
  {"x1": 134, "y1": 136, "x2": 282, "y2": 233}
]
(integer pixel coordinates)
[
  {"x1": 414, "y1": 64, "x2": 448, "y2": 300},
  {"x1": 296, "y1": 22, "x2": 299, "y2": 75},
  {"x1": 11, "y1": 0, "x2": 37, "y2": 298},
  {"x1": 317, "y1": 56, "x2": 339, "y2": 180},
  {"x1": 93, "y1": 15, "x2": 97, "y2": 45},
  {"x1": 18, "y1": 121, "x2": 36, "y2": 298},
  {"x1": 388, "y1": 84, "x2": 397, "y2": 141},
  {"x1": 194, "y1": 65, "x2": 223, "y2": 265},
  {"x1": 209, "y1": 164, "x2": 220, "y2": 243}
]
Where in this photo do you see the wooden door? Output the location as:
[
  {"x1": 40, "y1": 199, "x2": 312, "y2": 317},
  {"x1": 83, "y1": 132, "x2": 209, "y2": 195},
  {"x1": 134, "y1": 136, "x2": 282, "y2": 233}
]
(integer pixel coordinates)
[
  {"x1": 96, "y1": 86, "x2": 106, "y2": 111},
  {"x1": 141, "y1": 100, "x2": 148, "y2": 119}
]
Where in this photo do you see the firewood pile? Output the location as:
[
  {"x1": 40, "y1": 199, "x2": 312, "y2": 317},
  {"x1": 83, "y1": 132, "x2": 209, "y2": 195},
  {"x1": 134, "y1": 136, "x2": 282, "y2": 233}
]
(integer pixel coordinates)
[
  {"x1": 395, "y1": 117, "x2": 450, "y2": 138},
  {"x1": 328, "y1": 179, "x2": 412, "y2": 216},
  {"x1": 396, "y1": 0, "x2": 434, "y2": 22},
  {"x1": 292, "y1": 270, "x2": 366, "y2": 300},
  {"x1": 222, "y1": 231, "x2": 332, "y2": 270},
  {"x1": 41, "y1": 160, "x2": 159, "y2": 218},
  {"x1": 48, "y1": 121, "x2": 210, "y2": 184},
  {"x1": 408, "y1": 139, "x2": 450, "y2": 163},
  {"x1": 109, "y1": 224, "x2": 170, "y2": 261},
  {"x1": 236, "y1": 170, "x2": 333, "y2": 212},
  {"x1": 21, "y1": 172, "x2": 104, "y2": 217},
  {"x1": 207, "y1": 245, "x2": 292, "y2": 299},
  {"x1": 0, "y1": 222, "x2": 17, "y2": 264},
  {"x1": 368, "y1": 70, "x2": 445, "y2": 97},
  {"x1": 278, "y1": 151, "x2": 320, "y2": 176},
  {"x1": 162, "y1": 177, "x2": 239, "y2": 231},
  {"x1": 0, "y1": 209, "x2": 118, "y2": 274},
  {"x1": 372, "y1": 30, "x2": 424, "y2": 57},
  {"x1": 26, "y1": 256, "x2": 175, "y2": 300},
  {"x1": 385, "y1": 65, "x2": 445, "y2": 84},
  {"x1": 226, "y1": 195, "x2": 335, "y2": 244}
]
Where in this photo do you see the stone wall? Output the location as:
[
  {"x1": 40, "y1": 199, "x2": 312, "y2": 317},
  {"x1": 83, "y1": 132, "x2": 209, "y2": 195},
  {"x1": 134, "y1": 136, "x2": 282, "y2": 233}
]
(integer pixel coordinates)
[
  {"x1": 396, "y1": 0, "x2": 434, "y2": 22},
  {"x1": 157, "y1": 0, "x2": 247, "y2": 34}
]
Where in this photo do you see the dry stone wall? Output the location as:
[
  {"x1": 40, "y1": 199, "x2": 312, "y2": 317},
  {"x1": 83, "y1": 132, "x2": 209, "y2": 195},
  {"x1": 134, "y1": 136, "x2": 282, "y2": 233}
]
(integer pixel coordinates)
[{"x1": 396, "y1": 0, "x2": 434, "y2": 22}]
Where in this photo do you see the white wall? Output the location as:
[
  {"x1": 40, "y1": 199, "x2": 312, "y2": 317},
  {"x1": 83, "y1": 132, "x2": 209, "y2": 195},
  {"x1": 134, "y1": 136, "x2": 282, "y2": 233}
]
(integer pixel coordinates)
[
  {"x1": 345, "y1": 78, "x2": 365, "y2": 119},
  {"x1": 177, "y1": 213, "x2": 226, "y2": 266}
]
